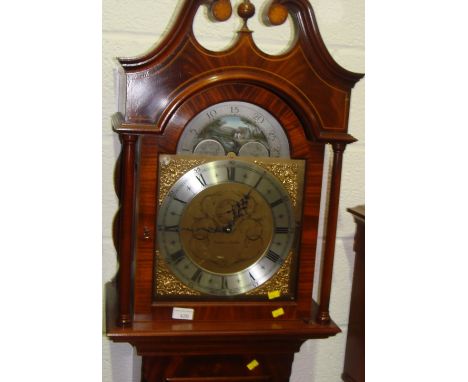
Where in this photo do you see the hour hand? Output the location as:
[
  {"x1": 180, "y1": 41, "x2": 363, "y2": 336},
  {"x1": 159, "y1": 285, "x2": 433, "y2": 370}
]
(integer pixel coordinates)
[
  {"x1": 228, "y1": 194, "x2": 250, "y2": 227},
  {"x1": 180, "y1": 226, "x2": 224, "y2": 233}
]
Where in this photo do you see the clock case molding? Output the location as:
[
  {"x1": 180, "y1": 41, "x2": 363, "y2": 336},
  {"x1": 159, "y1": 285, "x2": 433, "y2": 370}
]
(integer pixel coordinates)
[{"x1": 107, "y1": 0, "x2": 363, "y2": 378}]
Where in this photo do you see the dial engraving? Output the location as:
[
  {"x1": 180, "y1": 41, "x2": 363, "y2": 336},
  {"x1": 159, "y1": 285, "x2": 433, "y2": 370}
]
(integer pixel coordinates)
[{"x1": 180, "y1": 182, "x2": 274, "y2": 274}]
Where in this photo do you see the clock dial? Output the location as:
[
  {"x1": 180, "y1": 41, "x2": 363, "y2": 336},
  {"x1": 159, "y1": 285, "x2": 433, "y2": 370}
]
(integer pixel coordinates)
[
  {"x1": 156, "y1": 159, "x2": 296, "y2": 296},
  {"x1": 176, "y1": 101, "x2": 290, "y2": 158}
]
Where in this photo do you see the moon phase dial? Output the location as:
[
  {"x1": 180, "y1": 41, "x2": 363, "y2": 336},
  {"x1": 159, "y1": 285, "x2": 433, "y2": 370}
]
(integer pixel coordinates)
[
  {"x1": 156, "y1": 158, "x2": 296, "y2": 296},
  {"x1": 176, "y1": 101, "x2": 290, "y2": 158}
]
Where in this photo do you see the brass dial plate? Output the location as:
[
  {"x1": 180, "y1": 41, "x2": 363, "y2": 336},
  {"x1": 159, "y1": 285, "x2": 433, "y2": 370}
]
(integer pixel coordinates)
[
  {"x1": 156, "y1": 156, "x2": 297, "y2": 296},
  {"x1": 179, "y1": 182, "x2": 274, "y2": 274}
]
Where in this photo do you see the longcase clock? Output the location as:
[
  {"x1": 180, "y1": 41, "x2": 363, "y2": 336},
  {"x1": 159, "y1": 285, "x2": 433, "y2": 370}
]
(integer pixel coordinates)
[{"x1": 106, "y1": 1, "x2": 364, "y2": 381}]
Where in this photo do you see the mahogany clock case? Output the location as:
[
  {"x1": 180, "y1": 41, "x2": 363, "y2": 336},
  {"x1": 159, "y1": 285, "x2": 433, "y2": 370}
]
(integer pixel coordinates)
[{"x1": 124, "y1": 84, "x2": 325, "y2": 323}]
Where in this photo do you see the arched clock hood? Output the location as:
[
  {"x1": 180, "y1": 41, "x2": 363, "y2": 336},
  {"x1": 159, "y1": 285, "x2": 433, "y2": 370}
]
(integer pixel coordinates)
[{"x1": 112, "y1": 0, "x2": 363, "y2": 144}]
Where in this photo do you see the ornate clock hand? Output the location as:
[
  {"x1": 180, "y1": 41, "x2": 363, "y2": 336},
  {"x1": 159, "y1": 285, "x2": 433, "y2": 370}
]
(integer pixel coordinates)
[
  {"x1": 228, "y1": 192, "x2": 251, "y2": 228},
  {"x1": 220, "y1": 202, "x2": 242, "y2": 233}
]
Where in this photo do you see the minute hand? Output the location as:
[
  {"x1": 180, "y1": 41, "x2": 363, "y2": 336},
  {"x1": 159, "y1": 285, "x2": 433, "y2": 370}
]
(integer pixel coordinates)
[{"x1": 228, "y1": 171, "x2": 266, "y2": 228}]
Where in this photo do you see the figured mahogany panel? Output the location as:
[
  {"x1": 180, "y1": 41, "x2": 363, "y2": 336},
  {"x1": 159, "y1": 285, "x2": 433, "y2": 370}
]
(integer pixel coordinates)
[
  {"x1": 120, "y1": 32, "x2": 349, "y2": 141},
  {"x1": 142, "y1": 354, "x2": 293, "y2": 382}
]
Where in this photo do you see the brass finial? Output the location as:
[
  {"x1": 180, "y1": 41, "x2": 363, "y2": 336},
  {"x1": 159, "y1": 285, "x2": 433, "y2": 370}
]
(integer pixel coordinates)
[
  {"x1": 266, "y1": 2, "x2": 288, "y2": 26},
  {"x1": 210, "y1": 0, "x2": 232, "y2": 22},
  {"x1": 237, "y1": 0, "x2": 255, "y2": 31}
]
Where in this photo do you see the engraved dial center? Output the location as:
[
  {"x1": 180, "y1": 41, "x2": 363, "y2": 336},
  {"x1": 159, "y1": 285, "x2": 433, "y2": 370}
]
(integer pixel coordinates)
[{"x1": 179, "y1": 183, "x2": 274, "y2": 274}]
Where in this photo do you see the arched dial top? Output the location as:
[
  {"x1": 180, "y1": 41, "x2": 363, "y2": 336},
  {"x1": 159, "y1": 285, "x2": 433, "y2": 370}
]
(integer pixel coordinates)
[
  {"x1": 156, "y1": 158, "x2": 296, "y2": 296},
  {"x1": 177, "y1": 101, "x2": 290, "y2": 158}
]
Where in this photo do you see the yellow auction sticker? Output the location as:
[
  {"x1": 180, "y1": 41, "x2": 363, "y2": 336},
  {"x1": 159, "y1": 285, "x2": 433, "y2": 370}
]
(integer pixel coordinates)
[
  {"x1": 271, "y1": 307, "x2": 285, "y2": 318},
  {"x1": 268, "y1": 290, "x2": 281, "y2": 300},
  {"x1": 247, "y1": 359, "x2": 259, "y2": 371}
]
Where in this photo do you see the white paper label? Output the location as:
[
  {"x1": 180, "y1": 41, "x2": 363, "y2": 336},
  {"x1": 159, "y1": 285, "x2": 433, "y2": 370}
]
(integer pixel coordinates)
[{"x1": 172, "y1": 307, "x2": 194, "y2": 320}]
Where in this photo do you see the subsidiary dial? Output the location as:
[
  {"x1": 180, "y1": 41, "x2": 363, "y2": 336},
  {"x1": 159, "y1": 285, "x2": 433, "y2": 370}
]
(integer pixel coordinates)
[
  {"x1": 238, "y1": 141, "x2": 269, "y2": 157},
  {"x1": 193, "y1": 139, "x2": 225, "y2": 156}
]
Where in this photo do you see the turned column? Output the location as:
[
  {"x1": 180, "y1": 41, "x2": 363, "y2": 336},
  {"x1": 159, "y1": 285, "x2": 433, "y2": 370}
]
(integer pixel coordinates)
[
  {"x1": 116, "y1": 134, "x2": 138, "y2": 326},
  {"x1": 317, "y1": 142, "x2": 347, "y2": 324}
]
